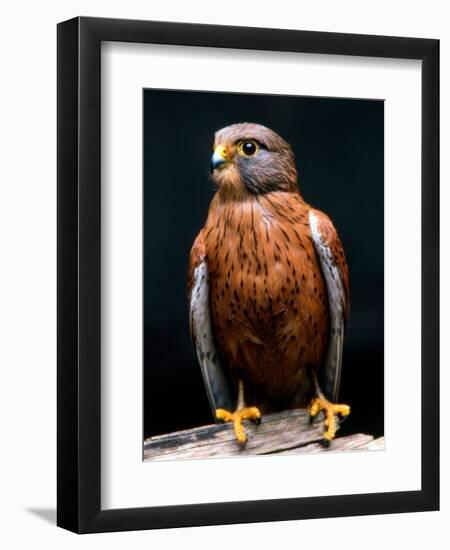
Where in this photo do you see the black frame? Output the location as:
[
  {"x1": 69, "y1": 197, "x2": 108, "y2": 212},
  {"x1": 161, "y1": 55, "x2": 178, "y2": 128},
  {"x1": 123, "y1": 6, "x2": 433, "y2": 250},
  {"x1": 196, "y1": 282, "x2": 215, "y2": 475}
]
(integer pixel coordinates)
[{"x1": 57, "y1": 16, "x2": 439, "y2": 533}]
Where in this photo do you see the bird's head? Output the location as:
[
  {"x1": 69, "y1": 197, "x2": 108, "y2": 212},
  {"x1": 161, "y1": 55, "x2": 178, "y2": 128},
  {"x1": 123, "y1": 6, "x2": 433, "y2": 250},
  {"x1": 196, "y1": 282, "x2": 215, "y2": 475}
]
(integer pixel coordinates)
[{"x1": 210, "y1": 123, "x2": 298, "y2": 200}]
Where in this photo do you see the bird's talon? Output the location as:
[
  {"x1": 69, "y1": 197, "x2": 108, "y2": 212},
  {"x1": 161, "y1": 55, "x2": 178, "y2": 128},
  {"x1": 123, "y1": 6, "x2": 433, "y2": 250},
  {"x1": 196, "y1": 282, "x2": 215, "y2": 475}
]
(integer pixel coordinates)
[
  {"x1": 215, "y1": 406, "x2": 262, "y2": 444},
  {"x1": 308, "y1": 396, "x2": 351, "y2": 441},
  {"x1": 215, "y1": 408, "x2": 233, "y2": 423}
]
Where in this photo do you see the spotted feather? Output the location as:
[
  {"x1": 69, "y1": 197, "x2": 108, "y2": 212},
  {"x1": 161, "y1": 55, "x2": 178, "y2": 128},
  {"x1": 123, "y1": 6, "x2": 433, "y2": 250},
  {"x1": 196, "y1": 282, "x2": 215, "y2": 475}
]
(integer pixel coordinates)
[{"x1": 187, "y1": 231, "x2": 234, "y2": 416}]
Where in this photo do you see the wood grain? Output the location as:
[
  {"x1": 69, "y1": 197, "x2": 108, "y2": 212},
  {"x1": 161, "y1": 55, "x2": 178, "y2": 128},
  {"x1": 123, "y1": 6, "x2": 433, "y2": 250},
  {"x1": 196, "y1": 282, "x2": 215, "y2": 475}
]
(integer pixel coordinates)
[{"x1": 144, "y1": 409, "x2": 384, "y2": 461}]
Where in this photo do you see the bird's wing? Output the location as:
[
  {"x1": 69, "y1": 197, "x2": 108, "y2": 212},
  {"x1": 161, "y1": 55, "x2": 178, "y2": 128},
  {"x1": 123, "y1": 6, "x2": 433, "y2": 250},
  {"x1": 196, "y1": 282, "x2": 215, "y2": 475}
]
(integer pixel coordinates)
[
  {"x1": 187, "y1": 230, "x2": 234, "y2": 416},
  {"x1": 309, "y1": 209, "x2": 350, "y2": 402}
]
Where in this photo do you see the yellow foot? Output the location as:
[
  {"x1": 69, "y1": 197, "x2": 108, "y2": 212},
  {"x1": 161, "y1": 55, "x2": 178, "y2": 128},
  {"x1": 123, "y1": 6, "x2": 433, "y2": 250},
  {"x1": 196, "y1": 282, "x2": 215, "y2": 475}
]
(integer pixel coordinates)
[
  {"x1": 215, "y1": 406, "x2": 261, "y2": 444},
  {"x1": 309, "y1": 396, "x2": 350, "y2": 441}
]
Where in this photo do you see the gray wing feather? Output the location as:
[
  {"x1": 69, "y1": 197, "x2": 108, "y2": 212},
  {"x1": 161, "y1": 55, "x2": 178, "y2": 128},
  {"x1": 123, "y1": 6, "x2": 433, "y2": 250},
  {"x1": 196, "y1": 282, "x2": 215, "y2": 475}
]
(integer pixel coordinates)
[
  {"x1": 309, "y1": 211, "x2": 346, "y2": 402},
  {"x1": 190, "y1": 260, "x2": 234, "y2": 415}
]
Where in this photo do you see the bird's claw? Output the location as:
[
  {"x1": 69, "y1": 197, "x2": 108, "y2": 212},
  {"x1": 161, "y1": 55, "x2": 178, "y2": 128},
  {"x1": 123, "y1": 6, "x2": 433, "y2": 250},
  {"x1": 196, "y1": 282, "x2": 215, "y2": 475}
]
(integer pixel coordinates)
[
  {"x1": 309, "y1": 396, "x2": 350, "y2": 441},
  {"x1": 216, "y1": 406, "x2": 262, "y2": 444}
]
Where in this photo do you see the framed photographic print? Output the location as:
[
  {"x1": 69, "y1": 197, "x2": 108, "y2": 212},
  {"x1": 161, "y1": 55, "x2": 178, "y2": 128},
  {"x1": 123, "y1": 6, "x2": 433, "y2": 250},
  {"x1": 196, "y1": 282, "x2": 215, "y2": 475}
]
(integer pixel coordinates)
[{"x1": 57, "y1": 16, "x2": 439, "y2": 533}]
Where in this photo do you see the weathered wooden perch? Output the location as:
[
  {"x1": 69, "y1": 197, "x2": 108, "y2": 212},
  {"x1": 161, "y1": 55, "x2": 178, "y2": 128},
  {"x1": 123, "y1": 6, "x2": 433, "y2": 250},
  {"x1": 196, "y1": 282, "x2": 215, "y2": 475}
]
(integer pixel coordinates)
[{"x1": 144, "y1": 409, "x2": 384, "y2": 461}]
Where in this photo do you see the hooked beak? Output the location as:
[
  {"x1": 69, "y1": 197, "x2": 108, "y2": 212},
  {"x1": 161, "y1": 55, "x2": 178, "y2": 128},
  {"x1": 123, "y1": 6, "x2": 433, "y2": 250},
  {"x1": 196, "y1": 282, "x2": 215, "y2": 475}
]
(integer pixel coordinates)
[{"x1": 210, "y1": 145, "x2": 230, "y2": 173}]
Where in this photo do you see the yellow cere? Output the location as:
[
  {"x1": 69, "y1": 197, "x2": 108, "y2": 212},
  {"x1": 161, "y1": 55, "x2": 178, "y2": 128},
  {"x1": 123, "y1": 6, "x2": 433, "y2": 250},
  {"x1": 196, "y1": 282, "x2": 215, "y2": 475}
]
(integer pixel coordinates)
[{"x1": 215, "y1": 144, "x2": 230, "y2": 160}]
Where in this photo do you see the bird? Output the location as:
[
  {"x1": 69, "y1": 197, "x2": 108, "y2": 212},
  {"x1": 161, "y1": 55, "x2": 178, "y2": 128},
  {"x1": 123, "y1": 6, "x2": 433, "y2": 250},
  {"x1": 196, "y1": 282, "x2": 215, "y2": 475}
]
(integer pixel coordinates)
[{"x1": 187, "y1": 122, "x2": 350, "y2": 445}]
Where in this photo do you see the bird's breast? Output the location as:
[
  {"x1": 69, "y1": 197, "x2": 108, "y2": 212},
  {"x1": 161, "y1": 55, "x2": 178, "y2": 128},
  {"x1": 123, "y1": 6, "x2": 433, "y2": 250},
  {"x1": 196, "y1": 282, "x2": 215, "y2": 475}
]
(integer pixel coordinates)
[{"x1": 203, "y1": 193, "x2": 329, "y2": 403}]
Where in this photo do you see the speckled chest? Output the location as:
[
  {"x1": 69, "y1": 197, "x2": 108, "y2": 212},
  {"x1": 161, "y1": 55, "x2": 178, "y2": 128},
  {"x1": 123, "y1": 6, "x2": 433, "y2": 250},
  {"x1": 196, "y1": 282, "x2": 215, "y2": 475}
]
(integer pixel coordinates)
[{"x1": 203, "y1": 193, "x2": 329, "y2": 373}]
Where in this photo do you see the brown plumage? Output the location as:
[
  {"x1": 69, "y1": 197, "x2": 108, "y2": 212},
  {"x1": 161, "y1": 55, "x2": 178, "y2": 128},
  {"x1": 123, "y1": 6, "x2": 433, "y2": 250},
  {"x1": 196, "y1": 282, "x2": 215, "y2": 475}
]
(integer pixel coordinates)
[{"x1": 188, "y1": 123, "x2": 350, "y2": 443}]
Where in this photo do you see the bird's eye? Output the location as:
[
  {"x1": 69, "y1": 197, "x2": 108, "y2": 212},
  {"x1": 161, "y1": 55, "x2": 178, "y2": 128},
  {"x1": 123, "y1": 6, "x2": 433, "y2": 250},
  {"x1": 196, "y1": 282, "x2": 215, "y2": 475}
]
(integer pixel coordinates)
[{"x1": 239, "y1": 140, "x2": 259, "y2": 157}]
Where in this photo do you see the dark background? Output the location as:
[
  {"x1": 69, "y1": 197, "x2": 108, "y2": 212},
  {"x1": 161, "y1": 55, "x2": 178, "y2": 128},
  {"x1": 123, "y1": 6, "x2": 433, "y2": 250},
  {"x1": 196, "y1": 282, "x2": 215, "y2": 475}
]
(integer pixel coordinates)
[{"x1": 143, "y1": 89, "x2": 384, "y2": 440}]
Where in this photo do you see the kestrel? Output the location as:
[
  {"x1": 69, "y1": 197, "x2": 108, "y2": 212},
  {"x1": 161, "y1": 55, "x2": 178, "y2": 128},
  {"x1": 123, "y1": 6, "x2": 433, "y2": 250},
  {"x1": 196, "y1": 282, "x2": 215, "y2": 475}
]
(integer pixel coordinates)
[{"x1": 188, "y1": 123, "x2": 350, "y2": 444}]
